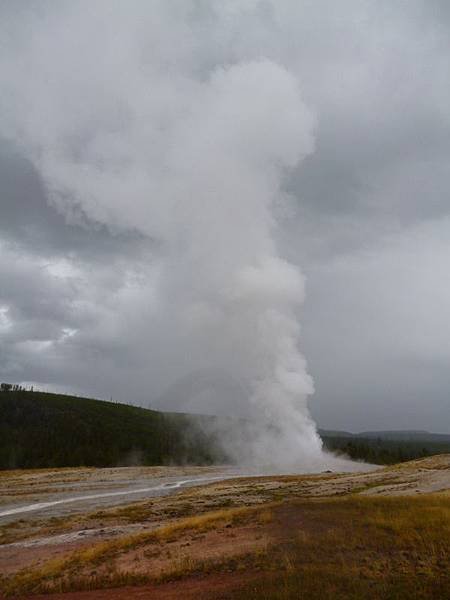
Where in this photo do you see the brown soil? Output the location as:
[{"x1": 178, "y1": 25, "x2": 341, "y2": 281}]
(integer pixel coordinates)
[{"x1": 2, "y1": 571, "x2": 263, "y2": 600}]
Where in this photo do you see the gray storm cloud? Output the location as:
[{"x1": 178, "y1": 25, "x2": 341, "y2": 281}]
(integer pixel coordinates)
[{"x1": 0, "y1": 1, "x2": 339, "y2": 468}]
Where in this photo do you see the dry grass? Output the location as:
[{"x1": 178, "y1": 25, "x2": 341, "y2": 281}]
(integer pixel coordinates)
[
  {"x1": 1, "y1": 504, "x2": 268, "y2": 596},
  {"x1": 258, "y1": 508, "x2": 273, "y2": 524},
  {"x1": 1, "y1": 552, "x2": 262, "y2": 597},
  {"x1": 4, "y1": 494, "x2": 449, "y2": 598},
  {"x1": 236, "y1": 494, "x2": 450, "y2": 600}
]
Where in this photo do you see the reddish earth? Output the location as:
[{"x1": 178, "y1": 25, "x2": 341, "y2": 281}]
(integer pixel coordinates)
[
  {"x1": 3, "y1": 572, "x2": 263, "y2": 600},
  {"x1": 0, "y1": 539, "x2": 97, "y2": 577}
]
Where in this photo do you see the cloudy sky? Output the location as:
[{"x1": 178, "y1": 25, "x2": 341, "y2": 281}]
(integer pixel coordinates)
[{"x1": 1, "y1": 1, "x2": 449, "y2": 434}]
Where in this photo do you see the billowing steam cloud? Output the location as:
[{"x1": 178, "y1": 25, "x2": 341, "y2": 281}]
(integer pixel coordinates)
[{"x1": 0, "y1": 2, "x2": 349, "y2": 469}]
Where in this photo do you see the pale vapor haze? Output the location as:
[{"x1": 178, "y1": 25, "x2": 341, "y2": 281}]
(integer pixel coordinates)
[{"x1": 1, "y1": 0, "x2": 450, "y2": 453}]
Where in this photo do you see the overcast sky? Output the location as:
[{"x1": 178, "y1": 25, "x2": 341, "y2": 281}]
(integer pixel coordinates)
[{"x1": 1, "y1": 1, "x2": 450, "y2": 434}]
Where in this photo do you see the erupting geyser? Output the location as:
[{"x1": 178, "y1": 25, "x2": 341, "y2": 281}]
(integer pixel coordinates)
[{"x1": 0, "y1": 2, "x2": 350, "y2": 471}]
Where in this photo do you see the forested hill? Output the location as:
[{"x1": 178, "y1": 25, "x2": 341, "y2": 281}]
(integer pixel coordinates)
[
  {"x1": 0, "y1": 390, "x2": 227, "y2": 469},
  {"x1": 1, "y1": 390, "x2": 450, "y2": 470},
  {"x1": 320, "y1": 430, "x2": 450, "y2": 464}
]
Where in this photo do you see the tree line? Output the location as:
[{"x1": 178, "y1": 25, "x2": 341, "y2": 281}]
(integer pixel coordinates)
[{"x1": 1, "y1": 382, "x2": 33, "y2": 392}]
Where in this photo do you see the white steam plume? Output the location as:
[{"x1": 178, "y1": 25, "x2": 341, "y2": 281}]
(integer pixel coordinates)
[{"x1": 0, "y1": 2, "x2": 351, "y2": 470}]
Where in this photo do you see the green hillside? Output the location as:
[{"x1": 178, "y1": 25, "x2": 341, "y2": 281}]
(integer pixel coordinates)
[
  {"x1": 1, "y1": 390, "x2": 449, "y2": 469},
  {"x1": 0, "y1": 390, "x2": 226, "y2": 469}
]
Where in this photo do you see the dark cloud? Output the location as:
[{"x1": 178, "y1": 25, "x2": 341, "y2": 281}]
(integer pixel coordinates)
[{"x1": 0, "y1": 139, "x2": 147, "y2": 261}]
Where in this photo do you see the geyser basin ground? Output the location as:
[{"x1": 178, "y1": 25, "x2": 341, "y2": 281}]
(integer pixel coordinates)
[
  {"x1": 0, "y1": 455, "x2": 449, "y2": 599},
  {"x1": 0, "y1": 457, "x2": 372, "y2": 523}
]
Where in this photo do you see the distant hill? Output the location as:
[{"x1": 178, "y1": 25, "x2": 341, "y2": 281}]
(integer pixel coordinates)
[
  {"x1": 319, "y1": 429, "x2": 450, "y2": 442},
  {"x1": 320, "y1": 428, "x2": 450, "y2": 464},
  {"x1": 356, "y1": 430, "x2": 450, "y2": 442},
  {"x1": 1, "y1": 390, "x2": 449, "y2": 469}
]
